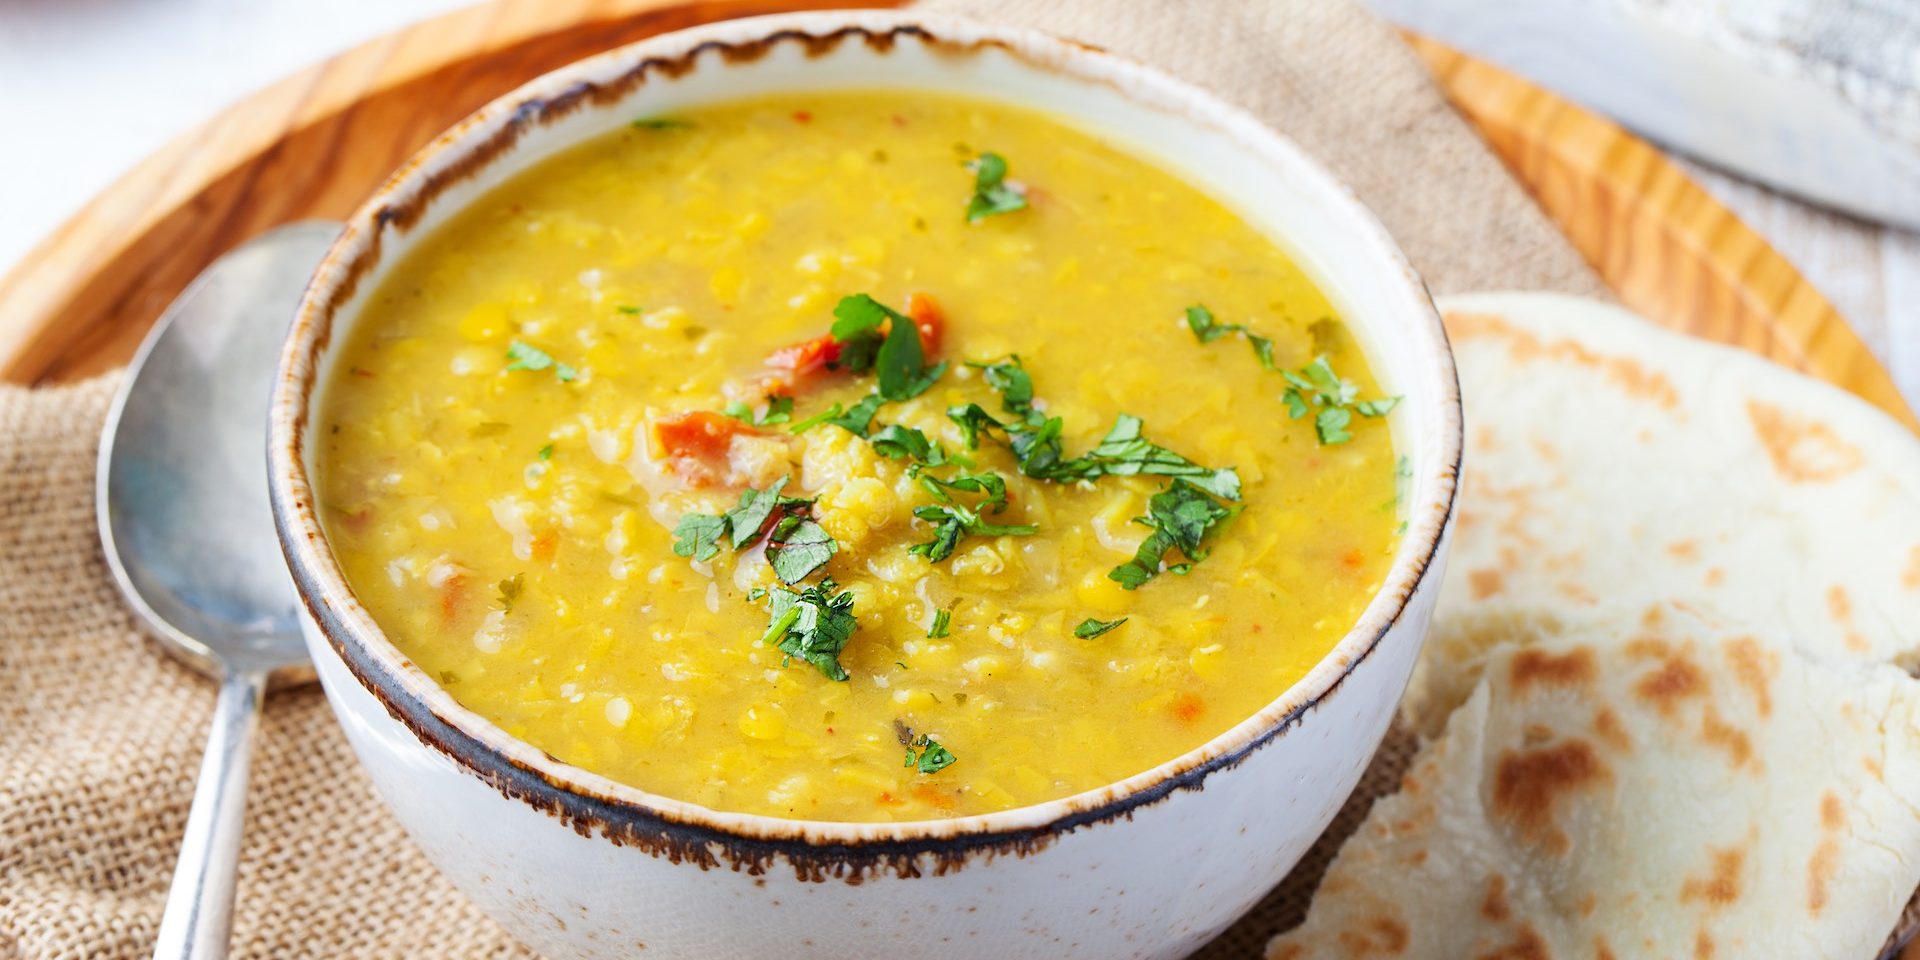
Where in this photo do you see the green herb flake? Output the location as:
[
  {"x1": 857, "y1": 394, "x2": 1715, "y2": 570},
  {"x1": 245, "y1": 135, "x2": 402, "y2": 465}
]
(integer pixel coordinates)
[
  {"x1": 1184, "y1": 304, "x2": 1243, "y2": 343},
  {"x1": 504, "y1": 340, "x2": 578, "y2": 383},
  {"x1": 759, "y1": 579, "x2": 859, "y2": 681},
  {"x1": 721, "y1": 477, "x2": 794, "y2": 550},
  {"x1": 724, "y1": 395, "x2": 794, "y2": 427},
  {"x1": 1108, "y1": 480, "x2": 1241, "y2": 590},
  {"x1": 670, "y1": 513, "x2": 728, "y2": 563},
  {"x1": 965, "y1": 152, "x2": 1028, "y2": 223},
  {"x1": 765, "y1": 517, "x2": 838, "y2": 585},
  {"x1": 903, "y1": 733, "x2": 957, "y2": 774},
  {"x1": 615, "y1": 304, "x2": 644, "y2": 315},
  {"x1": 827, "y1": 394, "x2": 887, "y2": 438},
  {"x1": 908, "y1": 471, "x2": 1037, "y2": 562},
  {"x1": 1073, "y1": 616, "x2": 1127, "y2": 639},
  {"x1": 537, "y1": 444, "x2": 554, "y2": 461},
  {"x1": 495, "y1": 574, "x2": 524, "y2": 613},
  {"x1": 868, "y1": 424, "x2": 940, "y2": 464},
  {"x1": 830, "y1": 294, "x2": 945, "y2": 401},
  {"x1": 1280, "y1": 355, "x2": 1400, "y2": 445},
  {"x1": 927, "y1": 608, "x2": 953, "y2": 639}
]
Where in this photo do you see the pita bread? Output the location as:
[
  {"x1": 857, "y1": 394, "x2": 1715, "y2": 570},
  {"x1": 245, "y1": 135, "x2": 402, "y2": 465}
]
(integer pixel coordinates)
[
  {"x1": 1266, "y1": 602, "x2": 1920, "y2": 960},
  {"x1": 1405, "y1": 292, "x2": 1920, "y2": 733}
]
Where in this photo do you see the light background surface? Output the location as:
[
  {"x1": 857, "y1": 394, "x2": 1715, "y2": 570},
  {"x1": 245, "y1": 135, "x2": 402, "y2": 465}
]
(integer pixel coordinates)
[{"x1": 0, "y1": 0, "x2": 1914, "y2": 407}]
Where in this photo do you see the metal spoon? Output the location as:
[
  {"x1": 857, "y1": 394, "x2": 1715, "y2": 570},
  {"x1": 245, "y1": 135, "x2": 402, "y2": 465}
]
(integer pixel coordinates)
[{"x1": 96, "y1": 221, "x2": 342, "y2": 960}]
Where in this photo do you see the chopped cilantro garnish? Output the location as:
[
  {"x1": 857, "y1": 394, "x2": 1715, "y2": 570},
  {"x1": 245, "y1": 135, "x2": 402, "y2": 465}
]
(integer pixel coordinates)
[
  {"x1": 1108, "y1": 480, "x2": 1241, "y2": 590},
  {"x1": 927, "y1": 608, "x2": 953, "y2": 639},
  {"x1": 495, "y1": 574, "x2": 524, "y2": 613},
  {"x1": 961, "y1": 357, "x2": 1240, "y2": 498},
  {"x1": 670, "y1": 513, "x2": 728, "y2": 562},
  {"x1": 760, "y1": 579, "x2": 858, "y2": 681},
  {"x1": 537, "y1": 443, "x2": 553, "y2": 461},
  {"x1": 1186, "y1": 303, "x2": 1278, "y2": 370},
  {"x1": 633, "y1": 117, "x2": 691, "y2": 130},
  {"x1": 765, "y1": 516, "x2": 838, "y2": 584},
  {"x1": 789, "y1": 404, "x2": 842, "y2": 434},
  {"x1": 1184, "y1": 304, "x2": 1242, "y2": 343},
  {"x1": 746, "y1": 586, "x2": 767, "y2": 602},
  {"x1": 1281, "y1": 355, "x2": 1399, "y2": 445},
  {"x1": 1248, "y1": 334, "x2": 1277, "y2": 371},
  {"x1": 830, "y1": 394, "x2": 887, "y2": 436},
  {"x1": 615, "y1": 304, "x2": 644, "y2": 315},
  {"x1": 722, "y1": 477, "x2": 808, "y2": 550},
  {"x1": 868, "y1": 424, "x2": 940, "y2": 464},
  {"x1": 945, "y1": 402, "x2": 1006, "y2": 450},
  {"x1": 965, "y1": 152, "x2": 1027, "y2": 223},
  {"x1": 903, "y1": 733, "x2": 957, "y2": 773},
  {"x1": 830, "y1": 295, "x2": 945, "y2": 400},
  {"x1": 970, "y1": 358, "x2": 1034, "y2": 413},
  {"x1": 673, "y1": 478, "x2": 816, "y2": 562},
  {"x1": 908, "y1": 471, "x2": 1036, "y2": 562},
  {"x1": 724, "y1": 395, "x2": 794, "y2": 427},
  {"x1": 1073, "y1": 616, "x2": 1127, "y2": 639},
  {"x1": 504, "y1": 340, "x2": 577, "y2": 382}
]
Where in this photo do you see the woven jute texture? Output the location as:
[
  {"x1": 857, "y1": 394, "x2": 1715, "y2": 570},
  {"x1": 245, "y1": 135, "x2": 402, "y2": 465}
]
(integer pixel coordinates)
[{"x1": 0, "y1": 1, "x2": 1606, "y2": 957}]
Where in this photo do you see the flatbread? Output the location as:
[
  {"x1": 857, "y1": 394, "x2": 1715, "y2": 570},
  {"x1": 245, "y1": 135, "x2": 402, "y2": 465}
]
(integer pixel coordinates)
[
  {"x1": 1266, "y1": 602, "x2": 1920, "y2": 960},
  {"x1": 1405, "y1": 292, "x2": 1920, "y2": 733}
]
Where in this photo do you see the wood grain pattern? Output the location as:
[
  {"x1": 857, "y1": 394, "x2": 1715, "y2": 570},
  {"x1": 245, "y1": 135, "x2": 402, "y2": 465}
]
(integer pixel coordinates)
[
  {"x1": 0, "y1": 0, "x2": 1910, "y2": 440},
  {"x1": 1409, "y1": 34, "x2": 1918, "y2": 430}
]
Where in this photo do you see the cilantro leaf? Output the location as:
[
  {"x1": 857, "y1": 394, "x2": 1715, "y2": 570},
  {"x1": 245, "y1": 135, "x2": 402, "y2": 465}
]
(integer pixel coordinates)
[
  {"x1": 722, "y1": 477, "x2": 805, "y2": 550},
  {"x1": 670, "y1": 513, "x2": 727, "y2": 562},
  {"x1": 830, "y1": 294, "x2": 891, "y2": 375},
  {"x1": 537, "y1": 444, "x2": 553, "y2": 461},
  {"x1": 904, "y1": 733, "x2": 957, "y2": 773},
  {"x1": 724, "y1": 396, "x2": 793, "y2": 427},
  {"x1": 927, "y1": 608, "x2": 953, "y2": 639},
  {"x1": 1107, "y1": 480, "x2": 1240, "y2": 590},
  {"x1": 1073, "y1": 616, "x2": 1127, "y2": 639},
  {"x1": 827, "y1": 394, "x2": 886, "y2": 437},
  {"x1": 876, "y1": 311, "x2": 930, "y2": 400},
  {"x1": 969, "y1": 357, "x2": 1035, "y2": 415},
  {"x1": 1281, "y1": 355, "x2": 1399, "y2": 445},
  {"x1": 505, "y1": 340, "x2": 578, "y2": 382},
  {"x1": 868, "y1": 424, "x2": 939, "y2": 463},
  {"x1": 1316, "y1": 406, "x2": 1353, "y2": 445},
  {"x1": 760, "y1": 580, "x2": 858, "y2": 681},
  {"x1": 496, "y1": 574, "x2": 524, "y2": 613},
  {"x1": 1247, "y1": 334, "x2": 1277, "y2": 371},
  {"x1": 945, "y1": 403, "x2": 1007, "y2": 450},
  {"x1": 766, "y1": 517, "x2": 838, "y2": 584},
  {"x1": 966, "y1": 152, "x2": 1028, "y2": 223},
  {"x1": 908, "y1": 470, "x2": 1036, "y2": 562},
  {"x1": 1185, "y1": 304, "x2": 1243, "y2": 343},
  {"x1": 827, "y1": 294, "x2": 944, "y2": 401}
]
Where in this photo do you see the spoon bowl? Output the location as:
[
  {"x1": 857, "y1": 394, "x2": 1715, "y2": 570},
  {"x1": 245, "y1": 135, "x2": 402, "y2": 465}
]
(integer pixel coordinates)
[{"x1": 96, "y1": 220, "x2": 341, "y2": 958}]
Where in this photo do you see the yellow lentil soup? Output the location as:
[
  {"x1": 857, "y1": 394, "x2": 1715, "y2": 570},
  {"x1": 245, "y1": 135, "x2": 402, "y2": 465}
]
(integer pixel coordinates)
[{"x1": 318, "y1": 92, "x2": 1401, "y2": 822}]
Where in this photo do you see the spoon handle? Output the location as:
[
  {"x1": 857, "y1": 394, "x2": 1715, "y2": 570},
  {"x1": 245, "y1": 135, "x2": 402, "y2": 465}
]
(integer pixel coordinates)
[{"x1": 153, "y1": 669, "x2": 268, "y2": 960}]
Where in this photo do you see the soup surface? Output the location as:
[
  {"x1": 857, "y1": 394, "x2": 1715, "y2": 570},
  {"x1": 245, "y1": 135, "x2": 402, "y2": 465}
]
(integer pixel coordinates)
[{"x1": 319, "y1": 92, "x2": 1401, "y2": 821}]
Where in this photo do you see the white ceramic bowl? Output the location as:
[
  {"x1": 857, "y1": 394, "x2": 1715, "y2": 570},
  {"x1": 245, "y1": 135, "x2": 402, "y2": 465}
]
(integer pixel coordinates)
[{"x1": 268, "y1": 11, "x2": 1462, "y2": 959}]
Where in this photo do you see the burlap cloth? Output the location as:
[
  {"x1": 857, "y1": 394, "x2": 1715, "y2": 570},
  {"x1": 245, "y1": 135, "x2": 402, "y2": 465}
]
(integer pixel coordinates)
[{"x1": 0, "y1": 1, "x2": 1609, "y2": 956}]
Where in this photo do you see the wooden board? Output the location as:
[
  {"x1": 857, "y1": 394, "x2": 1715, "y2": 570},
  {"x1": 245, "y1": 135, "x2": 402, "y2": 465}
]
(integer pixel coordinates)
[{"x1": 0, "y1": 0, "x2": 1909, "y2": 436}]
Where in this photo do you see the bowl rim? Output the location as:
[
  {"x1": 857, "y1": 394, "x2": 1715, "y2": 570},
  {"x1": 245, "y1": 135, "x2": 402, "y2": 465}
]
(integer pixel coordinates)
[{"x1": 267, "y1": 8, "x2": 1464, "y2": 863}]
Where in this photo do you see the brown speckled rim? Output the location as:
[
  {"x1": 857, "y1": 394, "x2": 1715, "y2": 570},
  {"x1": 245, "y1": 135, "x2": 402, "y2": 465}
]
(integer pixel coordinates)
[{"x1": 267, "y1": 10, "x2": 1463, "y2": 877}]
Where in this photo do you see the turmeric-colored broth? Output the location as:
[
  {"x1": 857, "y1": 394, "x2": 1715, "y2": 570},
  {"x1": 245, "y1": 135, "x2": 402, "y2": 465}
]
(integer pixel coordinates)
[{"x1": 318, "y1": 92, "x2": 1400, "y2": 821}]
